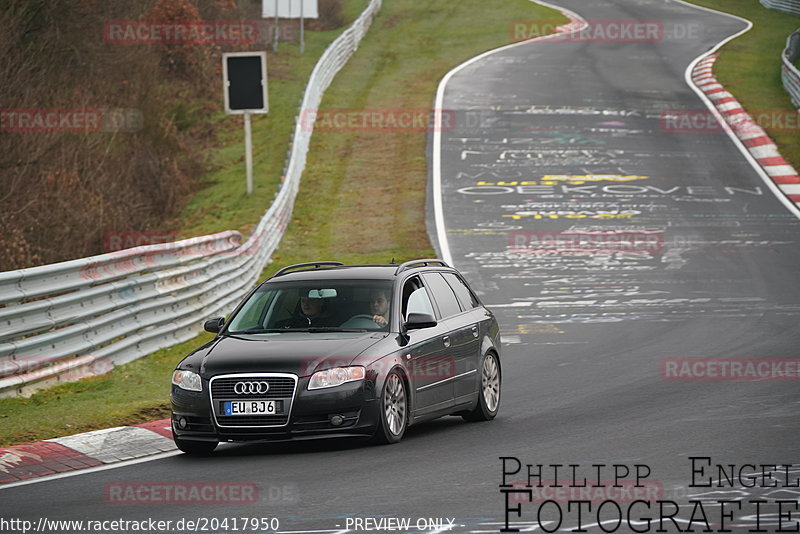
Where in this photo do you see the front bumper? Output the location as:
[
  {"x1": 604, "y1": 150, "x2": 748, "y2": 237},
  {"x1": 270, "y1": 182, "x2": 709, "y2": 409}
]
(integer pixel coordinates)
[{"x1": 171, "y1": 374, "x2": 380, "y2": 443}]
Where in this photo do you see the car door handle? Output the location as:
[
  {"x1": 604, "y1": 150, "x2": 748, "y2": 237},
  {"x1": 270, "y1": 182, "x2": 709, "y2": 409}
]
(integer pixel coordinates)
[
  {"x1": 442, "y1": 336, "x2": 451, "y2": 348},
  {"x1": 471, "y1": 325, "x2": 479, "y2": 338}
]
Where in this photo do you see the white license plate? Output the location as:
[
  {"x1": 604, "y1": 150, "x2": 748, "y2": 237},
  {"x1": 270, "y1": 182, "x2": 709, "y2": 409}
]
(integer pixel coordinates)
[{"x1": 223, "y1": 400, "x2": 278, "y2": 415}]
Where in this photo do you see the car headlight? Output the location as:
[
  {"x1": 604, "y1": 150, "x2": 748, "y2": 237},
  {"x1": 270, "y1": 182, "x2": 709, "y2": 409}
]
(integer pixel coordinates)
[
  {"x1": 172, "y1": 370, "x2": 202, "y2": 392},
  {"x1": 308, "y1": 366, "x2": 365, "y2": 390}
]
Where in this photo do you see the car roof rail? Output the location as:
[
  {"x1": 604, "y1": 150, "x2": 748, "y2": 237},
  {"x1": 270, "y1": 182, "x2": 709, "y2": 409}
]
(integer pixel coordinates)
[
  {"x1": 394, "y1": 259, "x2": 450, "y2": 275},
  {"x1": 273, "y1": 261, "x2": 344, "y2": 277}
]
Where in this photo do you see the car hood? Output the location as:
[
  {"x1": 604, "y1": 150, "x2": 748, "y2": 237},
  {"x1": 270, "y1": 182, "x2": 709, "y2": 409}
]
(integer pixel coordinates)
[{"x1": 199, "y1": 332, "x2": 387, "y2": 378}]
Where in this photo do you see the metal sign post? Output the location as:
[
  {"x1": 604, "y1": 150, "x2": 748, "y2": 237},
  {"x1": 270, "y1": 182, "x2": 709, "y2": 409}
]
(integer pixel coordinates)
[
  {"x1": 243, "y1": 112, "x2": 254, "y2": 195},
  {"x1": 262, "y1": 1, "x2": 317, "y2": 52},
  {"x1": 222, "y1": 52, "x2": 269, "y2": 196},
  {"x1": 273, "y1": 0, "x2": 280, "y2": 51},
  {"x1": 300, "y1": 0, "x2": 305, "y2": 53}
]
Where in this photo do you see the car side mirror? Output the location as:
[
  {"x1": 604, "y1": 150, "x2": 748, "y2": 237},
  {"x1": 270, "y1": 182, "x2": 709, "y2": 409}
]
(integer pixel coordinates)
[
  {"x1": 204, "y1": 317, "x2": 225, "y2": 334},
  {"x1": 405, "y1": 312, "x2": 437, "y2": 330}
]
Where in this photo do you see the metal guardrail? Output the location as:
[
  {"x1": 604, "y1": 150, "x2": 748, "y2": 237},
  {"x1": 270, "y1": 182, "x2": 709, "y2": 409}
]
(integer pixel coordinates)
[
  {"x1": 761, "y1": 0, "x2": 800, "y2": 15},
  {"x1": 783, "y1": 30, "x2": 800, "y2": 108},
  {"x1": 0, "y1": 0, "x2": 383, "y2": 398}
]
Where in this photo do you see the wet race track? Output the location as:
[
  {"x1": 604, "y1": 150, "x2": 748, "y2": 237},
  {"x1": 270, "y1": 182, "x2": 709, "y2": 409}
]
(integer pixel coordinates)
[{"x1": 4, "y1": 1, "x2": 800, "y2": 533}]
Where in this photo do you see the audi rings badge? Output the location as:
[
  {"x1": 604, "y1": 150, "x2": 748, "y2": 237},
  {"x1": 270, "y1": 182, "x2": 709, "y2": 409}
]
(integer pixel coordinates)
[{"x1": 234, "y1": 381, "x2": 270, "y2": 395}]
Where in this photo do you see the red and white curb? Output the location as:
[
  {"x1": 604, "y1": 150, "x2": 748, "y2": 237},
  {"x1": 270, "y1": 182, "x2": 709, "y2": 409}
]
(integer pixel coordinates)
[
  {"x1": 0, "y1": 419, "x2": 174, "y2": 484},
  {"x1": 692, "y1": 54, "x2": 800, "y2": 205}
]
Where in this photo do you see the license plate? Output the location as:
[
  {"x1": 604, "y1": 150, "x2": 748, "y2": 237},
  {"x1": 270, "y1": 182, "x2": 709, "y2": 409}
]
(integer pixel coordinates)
[{"x1": 223, "y1": 400, "x2": 279, "y2": 415}]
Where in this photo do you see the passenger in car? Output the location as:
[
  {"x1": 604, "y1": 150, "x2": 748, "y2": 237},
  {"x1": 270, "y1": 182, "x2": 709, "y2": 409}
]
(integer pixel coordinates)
[
  {"x1": 279, "y1": 293, "x2": 335, "y2": 328},
  {"x1": 370, "y1": 289, "x2": 390, "y2": 328}
]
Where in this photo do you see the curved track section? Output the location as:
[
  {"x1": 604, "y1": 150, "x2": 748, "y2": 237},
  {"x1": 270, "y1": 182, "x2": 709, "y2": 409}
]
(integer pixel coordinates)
[{"x1": 431, "y1": 0, "x2": 800, "y2": 528}]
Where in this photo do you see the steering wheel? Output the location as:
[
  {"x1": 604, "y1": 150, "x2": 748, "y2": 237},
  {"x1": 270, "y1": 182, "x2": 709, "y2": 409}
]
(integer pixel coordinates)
[{"x1": 339, "y1": 314, "x2": 383, "y2": 329}]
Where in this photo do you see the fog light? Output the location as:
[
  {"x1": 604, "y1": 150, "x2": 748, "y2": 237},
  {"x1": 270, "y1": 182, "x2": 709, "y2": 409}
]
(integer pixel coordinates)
[
  {"x1": 178, "y1": 417, "x2": 188, "y2": 429},
  {"x1": 330, "y1": 414, "x2": 344, "y2": 426}
]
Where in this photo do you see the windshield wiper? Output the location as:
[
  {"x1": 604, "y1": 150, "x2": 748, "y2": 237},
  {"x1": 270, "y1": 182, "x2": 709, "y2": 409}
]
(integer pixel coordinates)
[
  {"x1": 225, "y1": 328, "x2": 284, "y2": 335},
  {"x1": 307, "y1": 327, "x2": 368, "y2": 333},
  {"x1": 226, "y1": 327, "x2": 369, "y2": 334}
]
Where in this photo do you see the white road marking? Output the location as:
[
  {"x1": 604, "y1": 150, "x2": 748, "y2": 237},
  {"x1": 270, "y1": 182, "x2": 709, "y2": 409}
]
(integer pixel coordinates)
[
  {"x1": 765, "y1": 165, "x2": 796, "y2": 176},
  {"x1": 0, "y1": 450, "x2": 42, "y2": 474},
  {"x1": 717, "y1": 101, "x2": 743, "y2": 112},
  {"x1": 0, "y1": 450, "x2": 182, "y2": 490},
  {"x1": 749, "y1": 145, "x2": 780, "y2": 159},
  {"x1": 779, "y1": 184, "x2": 800, "y2": 194},
  {"x1": 47, "y1": 426, "x2": 175, "y2": 464}
]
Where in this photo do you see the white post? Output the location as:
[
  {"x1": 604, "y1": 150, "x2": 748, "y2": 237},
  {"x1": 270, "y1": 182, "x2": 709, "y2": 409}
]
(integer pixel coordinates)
[
  {"x1": 300, "y1": 0, "x2": 305, "y2": 53},
  {"x1": 244, "y1": 112, "x2": 254, "y2": 195},
  {"x1": 273, "y1": 0, "x2": 280, "y2": 51}
]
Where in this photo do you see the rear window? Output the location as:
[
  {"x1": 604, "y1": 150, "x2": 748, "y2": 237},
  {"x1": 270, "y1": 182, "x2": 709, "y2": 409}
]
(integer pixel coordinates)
[
  {"x1": 421, "y1": 272, "x2": 463, "y2": 319},
  {"x1": 442, "y1": 272, "x2": 480, "y2": 310}
]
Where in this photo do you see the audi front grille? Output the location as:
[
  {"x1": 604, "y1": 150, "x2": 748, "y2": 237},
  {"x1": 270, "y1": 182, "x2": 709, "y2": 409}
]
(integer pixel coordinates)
[{"x1": 209, "y1": 373, "x2": 298, "y2": 428}]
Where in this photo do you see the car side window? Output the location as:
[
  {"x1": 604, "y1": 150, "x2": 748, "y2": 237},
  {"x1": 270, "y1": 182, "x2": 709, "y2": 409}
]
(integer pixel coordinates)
[
  {"x1": 402, "y1": 277, "x2": 435, "y2": 320},
  {"x1": 442, "y1": 272, "x2": 480, "y2": 310},
  {"x1": 422, "y1": 272, "x2": 463, "y2": 319}
]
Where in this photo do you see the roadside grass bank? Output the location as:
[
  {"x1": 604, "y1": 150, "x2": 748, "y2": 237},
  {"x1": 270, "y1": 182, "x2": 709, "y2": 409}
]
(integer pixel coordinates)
[
  {"x1": 176, "y1": 0, "x2": 369, "y2": 237},
  {"x1": 0, "y1": 0, "x2": 567, "y2": 447},
  {"x1": 685, "y1": 0, "x2": 800, "y2": 166}
]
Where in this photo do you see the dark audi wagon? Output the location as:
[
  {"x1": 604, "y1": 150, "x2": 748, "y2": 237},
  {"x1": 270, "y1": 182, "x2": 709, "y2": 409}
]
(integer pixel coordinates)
[{"x1": 170, "y1": 259, "x2": 501, "y2": 453}]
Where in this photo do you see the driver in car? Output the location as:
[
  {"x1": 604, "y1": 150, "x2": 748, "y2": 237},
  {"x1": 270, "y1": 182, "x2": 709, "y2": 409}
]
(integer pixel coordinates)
[{"x1": 370, "y1": 289, "x2": 390, "y2": 328}]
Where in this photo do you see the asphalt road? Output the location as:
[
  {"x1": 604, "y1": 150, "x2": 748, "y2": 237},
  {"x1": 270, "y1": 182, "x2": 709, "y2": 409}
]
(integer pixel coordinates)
[{"x1": 4, "y1": 1, "x2": 800, "y2": 533}]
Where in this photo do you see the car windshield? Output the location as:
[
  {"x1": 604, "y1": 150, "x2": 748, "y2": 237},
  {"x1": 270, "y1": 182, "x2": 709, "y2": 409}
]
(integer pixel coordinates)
[{"x1": 225, "y1": 279, "x2": 394, "y2": 334}]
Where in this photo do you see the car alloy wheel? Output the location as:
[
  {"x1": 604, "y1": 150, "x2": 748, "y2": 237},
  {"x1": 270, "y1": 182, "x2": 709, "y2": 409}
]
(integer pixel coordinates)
[
  {"x1": 374, "y1": 370, "x2": 407, "y2": 444},
  {"x1": 482, "y1": 352, "x2": 500, "y2": 412},
  {"x1": 463, "y1": 352, "x2": 500, "y2": 422}
]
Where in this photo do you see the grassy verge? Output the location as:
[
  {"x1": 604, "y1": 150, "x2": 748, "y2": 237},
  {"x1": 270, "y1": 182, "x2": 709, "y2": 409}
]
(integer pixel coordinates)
[
  {"x1": 684, "y1": 0, "x2": 800, "y2": 166},
  {"x1": 0, "y1": 0, "x2": 567, "y2": 447},
  {"x1": 176, "y1": 1, "x2": 370, "y2": 237}
]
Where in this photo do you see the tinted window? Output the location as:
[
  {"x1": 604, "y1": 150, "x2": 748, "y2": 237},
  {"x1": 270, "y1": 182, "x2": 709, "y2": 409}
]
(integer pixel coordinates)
[
  {"x1": 442, "y1": 272, "x2": 480, "y2": 309},
  {"x1": 422, "y1": 273, "x2": 463, "y2": 318}
]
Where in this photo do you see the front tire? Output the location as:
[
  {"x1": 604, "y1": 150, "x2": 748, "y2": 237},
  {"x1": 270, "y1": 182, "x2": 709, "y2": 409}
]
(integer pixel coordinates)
[
  {"x1": 463, "y1": 352, "x2": 500, "y2": 422},
  {"x1": 174, "y1": 435, "x2": 218, "y2": 455},
  {"x1": 372, "y1": 370, "x2": 408, "y2": 444}
]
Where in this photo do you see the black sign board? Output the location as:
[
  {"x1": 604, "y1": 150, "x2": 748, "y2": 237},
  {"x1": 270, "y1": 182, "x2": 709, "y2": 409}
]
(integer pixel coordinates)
[{"x1": 223, "y1": 52, "x2": 268, "y2": 114}]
